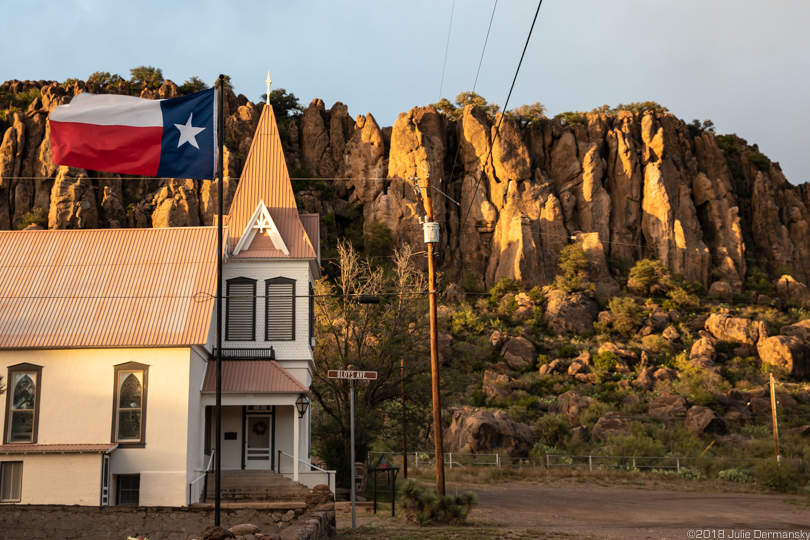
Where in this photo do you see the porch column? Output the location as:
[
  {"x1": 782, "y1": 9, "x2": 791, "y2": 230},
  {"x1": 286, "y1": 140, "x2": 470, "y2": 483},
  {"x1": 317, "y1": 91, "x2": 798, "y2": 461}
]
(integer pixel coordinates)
[{"x1": 293, "y1": 407, "x2": 300, "y2": 482}]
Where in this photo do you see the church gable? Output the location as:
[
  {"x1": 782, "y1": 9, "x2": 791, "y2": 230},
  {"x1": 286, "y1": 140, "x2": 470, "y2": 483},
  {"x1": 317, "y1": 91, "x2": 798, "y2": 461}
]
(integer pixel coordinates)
[{"x1": 233, "y1": 200, "x2": 290, "y2": 256}]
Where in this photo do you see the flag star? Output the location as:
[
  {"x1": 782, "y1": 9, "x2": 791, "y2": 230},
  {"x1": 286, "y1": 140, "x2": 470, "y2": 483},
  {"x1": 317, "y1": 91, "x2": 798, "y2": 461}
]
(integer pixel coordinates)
[{"x1": 174, "y1": 113, "x2": 206, "y2": 149}]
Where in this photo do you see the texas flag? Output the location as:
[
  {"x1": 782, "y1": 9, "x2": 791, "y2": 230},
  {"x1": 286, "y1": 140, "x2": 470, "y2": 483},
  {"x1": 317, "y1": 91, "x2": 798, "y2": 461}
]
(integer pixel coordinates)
[{"x1": 49, "y1": 88, "x2": 216, "y2": 179}]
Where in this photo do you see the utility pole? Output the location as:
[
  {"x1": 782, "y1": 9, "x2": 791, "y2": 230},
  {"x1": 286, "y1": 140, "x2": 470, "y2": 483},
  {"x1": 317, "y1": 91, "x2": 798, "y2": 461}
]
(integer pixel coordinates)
[
  {"x1": 414, "y1": 175, "x2": 445, "y2": 496},
  {"x1": 401, "y1": 356, "x2": 408, "y2": 478},
  {"x1": 769, "y1": 372, "x2": 781, "y2": 463}
]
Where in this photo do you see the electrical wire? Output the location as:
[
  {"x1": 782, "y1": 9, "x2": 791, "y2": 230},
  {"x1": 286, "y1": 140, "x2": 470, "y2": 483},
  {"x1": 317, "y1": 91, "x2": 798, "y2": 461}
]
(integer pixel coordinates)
[
  {"x1": 460, "y1": 0, "x2": 544, "y2": 230},
  {"x1": 438, "y1": 0, "x2": 457, "y2": 101}
]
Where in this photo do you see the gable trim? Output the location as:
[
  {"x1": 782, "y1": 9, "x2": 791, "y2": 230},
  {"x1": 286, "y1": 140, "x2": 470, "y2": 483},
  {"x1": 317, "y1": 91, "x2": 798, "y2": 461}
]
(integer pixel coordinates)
[{"x1": 232, "y1": 201, "x2": 290, "y2": 256}]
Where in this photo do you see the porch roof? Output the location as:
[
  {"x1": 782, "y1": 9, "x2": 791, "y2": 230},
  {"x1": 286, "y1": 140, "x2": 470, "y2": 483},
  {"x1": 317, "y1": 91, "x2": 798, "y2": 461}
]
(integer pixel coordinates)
[
  {"x1": 0, "y1": 443, "x2": 118, "y2": 455},
  {"x1": 202, "y1": 360, "x2": 307, "y2": 394}
]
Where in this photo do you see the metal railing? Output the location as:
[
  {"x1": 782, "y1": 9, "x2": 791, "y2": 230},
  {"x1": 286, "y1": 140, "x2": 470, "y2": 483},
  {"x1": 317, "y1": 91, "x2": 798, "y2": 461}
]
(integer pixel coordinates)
[
  {"x1": 276, "y1": 450, "x2": 336, "y2": 492},
  {"x1": 368, "y1": 451, "x2": 502, "y2": 469},
  {"x1": 188, "y1": 449, "x2": 215, "y2": 505}
]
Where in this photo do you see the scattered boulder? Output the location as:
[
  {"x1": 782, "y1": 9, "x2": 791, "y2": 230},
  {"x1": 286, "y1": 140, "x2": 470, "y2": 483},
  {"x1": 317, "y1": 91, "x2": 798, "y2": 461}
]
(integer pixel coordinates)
[
  {"x1": 591, "y1": 411, "x2": 630, "y2": 441},
  {"x1": 705, "y1": 313, "x2": 768, "y2": 345},
  {"x1": 756, "y1": 335, "x2": 810, "y2": 378},
  {"x1": 653, "y1": 367, "x2": 676, "y2": 381},
  {"x1": 648, "y1": 310, "x2": 670, "y2": 331},
  {"x1": 482, "y1": 369, "x2": 513, "y2": 401},
  {"x1": 776, "y1": 274, "x2": 810, "y2": 306},
  {"x1": 781, "y1": 319, "x2": 810, "y2": 343},
  {"x1": 689, "y1": 333, "x2": 716, "y2": 366},
  {"x1": 305, "y1": 484, "x2": 334, "y2": 507},
  {"x1": 489, "y1": 329, "x2": 507, "y2": 349},
  {"x1": 545, "y1": 289, "x2": 599, "y2": 334},
  {"x1": 685, "y1": 405, "x2": 727, "y2": 434},
  {"x1": 662, "y1": 325, "x2": 681, "y2": 341},
  {"x1": 444, "y1": 406, "x2": 533, "y2": 456},
  {"x1": 513, "y1": 292, "x2": 535, "y2": 321},
  {"x1": 555, "y1": 390, "x2": 594, "y2": 423},
  {"x1": 648, "y1": 393, "x2": 687, "y2": 419},
  {"x1": 632, "y1": 366, "x2": 655, "y2": 390},
  {"x1": 567, "y1": 359, "x2": 588, "y2": 377},
  {"x1": 201, "y1": 527, "x2": 235, "y2": 540},
  {"x1": 538, "y1": 358, "x2": 564, "y2": 376},
  {"x1": 707, "y1": 280, "x2": 734, "y2": 301},
  {"x1": 501, "y1": 336, "x2": 536, "y2": 371}
]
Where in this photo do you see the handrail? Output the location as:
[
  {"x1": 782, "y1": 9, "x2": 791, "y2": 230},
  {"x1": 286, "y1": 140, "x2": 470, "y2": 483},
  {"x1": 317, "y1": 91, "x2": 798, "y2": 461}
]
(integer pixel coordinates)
[
  {"x1": 188, "y1": 449, "x2": 216, "y2": 505},
  {"x1": 277, "y1": 450, "x2": 333, "y2": 492}
]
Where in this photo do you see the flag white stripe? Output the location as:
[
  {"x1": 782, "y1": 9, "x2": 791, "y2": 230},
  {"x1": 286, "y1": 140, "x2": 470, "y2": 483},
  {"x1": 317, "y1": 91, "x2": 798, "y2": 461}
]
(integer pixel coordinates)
[{"x1": 49, "y1": 93, "x2": 163, "y2": 127}]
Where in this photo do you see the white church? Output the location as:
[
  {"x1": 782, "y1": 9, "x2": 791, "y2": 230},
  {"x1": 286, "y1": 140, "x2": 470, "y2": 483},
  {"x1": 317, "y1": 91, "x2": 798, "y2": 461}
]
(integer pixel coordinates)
[{"x1": 0, "y1": 104, "x2": 328, "y2": 507}]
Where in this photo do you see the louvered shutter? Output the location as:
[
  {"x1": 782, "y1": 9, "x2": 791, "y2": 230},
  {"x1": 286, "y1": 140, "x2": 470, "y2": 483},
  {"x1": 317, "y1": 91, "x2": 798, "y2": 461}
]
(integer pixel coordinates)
[
  {"x1": 266, "y1": 278, "x2": 295, "y2": 341},
  {"x1": 226, "y1": 278, "x2": 256, "y2": 340}
]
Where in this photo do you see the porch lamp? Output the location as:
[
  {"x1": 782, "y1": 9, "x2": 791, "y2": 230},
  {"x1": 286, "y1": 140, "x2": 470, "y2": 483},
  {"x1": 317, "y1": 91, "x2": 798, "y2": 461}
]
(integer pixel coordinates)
[{"x1": 296, "y1": 394, "x2": 310, "y2": 418}]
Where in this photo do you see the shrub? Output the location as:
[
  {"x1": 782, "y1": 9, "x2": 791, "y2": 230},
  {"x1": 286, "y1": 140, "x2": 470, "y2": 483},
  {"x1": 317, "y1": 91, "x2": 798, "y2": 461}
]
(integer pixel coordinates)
[
  {"x1": 593, "y1": 351, "x2": 617, "y2": 373},
  {"x1": 554, "y1": 244, "x2": 590, "y2": 292},
  {"x1": 613, "y1": 101, "x2": 669, "y2": 114},
  {"x1": 554, "y1": 343, "x2": 579, "y2": 358},
  {"x1": 399, "y1": 479, "x2": 477, "y2": 525},
  {"x1": 450, "y1": 303, "x2": 485, "y2": 335},
  {"x1": 667, "y1": 286, "x2": 700, "y2": 310},
  {"x1": 753, "y1": 460, "x2": 800, "y2": 492},
  {"x1": 489, "y1": 278, "x2": 520, "y2": 305},
  {"x1": 15, "y1": 208, "x2": 47, "y2": 230},
  {"x1": 677, "y1": 467, "x2": 704, "y2": 480},
  {"x1": 746, "y1": 266, "x2": 775, "y2": 295},
  {"x1": 554, "y1": 111, "x2": 586, "y2": 126},
  {"x1": 533, "y1": 413, "x2": 571, "y2": 447},
  {"x1": 748, "y1": 151, "x2": 770, "y2": 171},
  {"x1": 363, "y1": 221, "x2": 393, "y2": 258},
  {"x1": 718, "y1": 468, "x2": 753, "y2": 483},
  {"x1": 129, "y1": 65, "x2": 163, "y2": 89},
  {"x1": 179, "y1": 76, "x2": 207, "y2": 94},
  {"x1": 627, "y1": 259, "x2": 670, "y2": 296},
  {"x1": 607, "y1": 296, "x2": 644, "y2": 336},
  {"x1": 602, "y1": 432, "x2": 665, "y2": 458},
  {"x1": 507, "y1": 102, "x2": 546, "y2": 126}
]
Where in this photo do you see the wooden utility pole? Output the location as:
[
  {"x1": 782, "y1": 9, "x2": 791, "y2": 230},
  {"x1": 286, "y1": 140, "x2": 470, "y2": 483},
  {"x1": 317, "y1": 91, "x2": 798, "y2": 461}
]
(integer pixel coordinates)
[
  {"x1": 769, "y1": 372, "x2": 781, "y2": 463},
  {"x1": 415, "y1": 175, "x2": 446, "y2": 496},
  {"x1": 401, "y1": 356, "x2": 408, "y2": 478}
]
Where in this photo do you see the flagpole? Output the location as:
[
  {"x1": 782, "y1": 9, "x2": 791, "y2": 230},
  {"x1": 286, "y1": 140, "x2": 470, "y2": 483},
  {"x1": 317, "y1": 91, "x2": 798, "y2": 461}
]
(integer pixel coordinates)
[{"x1": 214, "y1": 74, "x2": 225, "y2": 527}]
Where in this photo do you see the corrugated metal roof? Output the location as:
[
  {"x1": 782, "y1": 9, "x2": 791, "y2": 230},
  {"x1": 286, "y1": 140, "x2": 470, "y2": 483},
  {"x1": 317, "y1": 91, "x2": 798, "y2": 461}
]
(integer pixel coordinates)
[
  {"x1": 0, "y1": 227, "x2": 217, "y2": 349},
  {"x1": 0, "y1": 443, "x2": 118, "y2": 454},
  {"x1": 201, "y1": 360, "x2": 307, "y2": 394},
  {"x1": 227, "y1": 105, "x2": 316, "y2": 260},
  {"x1": 299, "y1": 213, "x2": 320, "y2": 262}
]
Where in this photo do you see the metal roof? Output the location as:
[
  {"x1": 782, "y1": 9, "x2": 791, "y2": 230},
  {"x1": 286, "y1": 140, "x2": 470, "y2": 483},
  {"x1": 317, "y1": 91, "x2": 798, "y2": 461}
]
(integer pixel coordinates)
[
  {"x1": 0, "y1": 227, "x2": 217, "y2": 349},
  {"x1": 227, "y1": 105, "x2": 317, "y2": 260},
  {"x1": 201, "y1": 360, "x2": 307, "y2": 394},
  {"x1": 0, "y1": 443, "x2": 118, "y2": 455}
]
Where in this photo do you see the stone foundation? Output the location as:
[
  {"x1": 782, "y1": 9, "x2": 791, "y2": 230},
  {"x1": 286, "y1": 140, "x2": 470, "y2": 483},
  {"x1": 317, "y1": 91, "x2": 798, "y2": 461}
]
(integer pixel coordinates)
[{"x1": 0, "y1": 503, "x2": 335, "y2": 540}]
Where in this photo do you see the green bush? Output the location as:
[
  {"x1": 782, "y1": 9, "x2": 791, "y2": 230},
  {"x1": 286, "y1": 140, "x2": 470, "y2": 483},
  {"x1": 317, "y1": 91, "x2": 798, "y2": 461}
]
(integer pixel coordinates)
[
  {"x1": 677, "y1": 467, "x2": 704, "y2": 480},
  {"x1": 602, "y1": 432, "x2": 665, "y2": 458},
  {"x1": 554, "y1": 111, "x2": 586, "y2": 126},
  {"x1": 129, "y1": 65, "x2": 164, "y2": 89},
  {"x1": 450, "y1": 303, "x2": 485, "y2": 335},
  {"x1": 667, "y1": 286, "x2": 700, "y2": 310},
  {"x1": 627, "y1": 259, "x2": 670, "y2": 296},
  {"x1": 746, "y1": 266, "x2": 775, "y2": 295},
  {"x1": 748, "y1": 151, "x2": 770, "y2": 171},
  {"x1": 179, "y1": 76, "x2": 207, "y2": 94},
  {"x1": 718, "y1": 468, "x2": 753, "y2": 483},
  {"x1": 489, "y1": 278, "x2": 520, "y2": 305},
  {"x1": 754, "y1": 460, "x2": 800, "y2": 492},
  {"x1": 533, "y1": 413, "x2": 570, "y2": 447},
  {"x1": 15, "y1": 208, "x2": 47, "y2": 230},
  {"x1": 399, "y1": 479, "x2": 477, "y2": 525},
  {"x1": 607, "y1": 296, "x2": 644, "y2": 336},
  {"x1": 554, "y1": 244, "x2": 590, "y2": 292},
  {"x1": 593, "y1": 351, "x2": 617, "y2": 373},
  {"x1": 363, "y1": 221, "x2": 393, "y2": 258},
  {"x1": 554, "y1": 343, "x2": 579, "y2": 358}
]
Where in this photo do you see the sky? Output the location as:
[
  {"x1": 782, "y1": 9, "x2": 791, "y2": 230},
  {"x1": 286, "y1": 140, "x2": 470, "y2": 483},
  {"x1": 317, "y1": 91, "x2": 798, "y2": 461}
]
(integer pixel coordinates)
[{"x1": 2, "y1": 0, "x2": 809, "y2": 184}]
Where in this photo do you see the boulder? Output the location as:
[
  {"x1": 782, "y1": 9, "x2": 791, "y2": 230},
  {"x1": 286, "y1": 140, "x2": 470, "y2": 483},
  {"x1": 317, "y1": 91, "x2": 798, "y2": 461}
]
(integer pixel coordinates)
[
  {"x1": 545, "y1": 289, "x2": 599, "y2": 334},
  {"x1": 501, "y1": 336, "x2": 536, "y2": 371},
  {"x1": 780, "y1": 319, "x2": 810, "y2": 344},
  {"x1": 685, "y1": 405, "x2": 727, "y2": 434},
  {"x1": 705, "y1": 313, "x2": 768, "y2": 345},
  {"x1": 689, "y1": 334, "x2": 716, "y2": 367},
  {"x1": 707, "y1": 280, "x2": 734, "y2": 301},
  {"x1": 567, "y1": 360, "x2": 588, "y2": 377},
  {"x1": 489, "y1": 329, "x2": 507, "y2": 349},
  {"x1": 201, "y1": 526, "x2": 235, "y2": 540},
  {"x1": 662, "y1": 325, "x2": 681, "y2": 341},
  {"x1": 648, "y1": 393, "x2": 687, "y2": 418},
  {"x1": 756, "y1": 335, "x2": 810, "y2": 378},
  {"x1": 538, "y1": 358, "x2": 564, "y2": 376},
  {"x1": 444, "y1": 406, "x2": 533, "y2": 457},
  {"x1": 555, "y1": 390, "x2": 594, "y2": 423},
  {"x1": 775, "y1": 274, "x2": 810, "y2": 306},
  {"x1": 482, "y1": 370, "x2": 513, "y2": 401},
  {"x1": 591, "y1": 412, "x2": 630, "y2": 441},
  {"x1": 632, "y1": 366, "x2": 655, "y2": 390},
  {"x1": 653, "y1": 367, "x2": 676, "y2": 381},
  {"x1": 305, "y1": 484, "x2": 334, "y2": 507}
]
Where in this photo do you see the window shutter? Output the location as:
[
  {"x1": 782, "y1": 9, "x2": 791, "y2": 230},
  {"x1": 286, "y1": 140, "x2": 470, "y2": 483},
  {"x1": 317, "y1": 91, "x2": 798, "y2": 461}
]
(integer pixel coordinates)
[
  {"x1": 226, "y1": 278, "x2": 256, "y2": 341},
  {"x1": 266, "y1": 278, "x2": 295, "y2": 341}
]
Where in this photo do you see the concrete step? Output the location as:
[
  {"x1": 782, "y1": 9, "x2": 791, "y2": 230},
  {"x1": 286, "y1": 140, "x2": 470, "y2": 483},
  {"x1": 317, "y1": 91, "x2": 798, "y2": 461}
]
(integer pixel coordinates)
[{"x1": 204, "y1": 470, "x2": 310, "y2": 502}]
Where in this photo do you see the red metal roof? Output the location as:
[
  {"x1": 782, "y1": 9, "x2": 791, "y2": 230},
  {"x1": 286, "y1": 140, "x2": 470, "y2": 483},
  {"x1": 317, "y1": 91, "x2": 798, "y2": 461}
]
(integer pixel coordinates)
[
  {"x1": 202, "y1": 360, "x2": 307, "y2": 394},
  {"x1": 0, "y1": 227, "x2": 217, "y2": 349},
  {"x1": 300, "y1": 213, "x2": 320, "y2": 261},
  {"x1": 0, "y1": 443, "x2": 118, "y2": 455},
  {"x1": 227, "y1": 105, "x2": 317, "y2": 260}
]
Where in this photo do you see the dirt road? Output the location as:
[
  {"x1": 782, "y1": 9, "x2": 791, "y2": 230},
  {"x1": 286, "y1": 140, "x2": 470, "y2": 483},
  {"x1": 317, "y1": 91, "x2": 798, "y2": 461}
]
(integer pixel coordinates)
[{"x1": 467, "y1": 481, "x2": 810, "y2": 539}]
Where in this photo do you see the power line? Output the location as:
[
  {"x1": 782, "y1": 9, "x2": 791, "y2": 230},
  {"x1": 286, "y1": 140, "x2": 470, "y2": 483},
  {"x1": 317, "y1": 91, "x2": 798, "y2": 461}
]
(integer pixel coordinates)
[
  {"x1": 461, "y1": 0, "x2": 544, "y2": 230},
  {"x1": 438, "y1": 0, "x2": 456, "y2": 100}
]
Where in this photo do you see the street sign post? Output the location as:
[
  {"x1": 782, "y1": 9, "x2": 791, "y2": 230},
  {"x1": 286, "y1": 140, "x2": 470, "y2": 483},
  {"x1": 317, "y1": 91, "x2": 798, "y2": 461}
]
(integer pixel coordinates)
[{"x1": 327, "y1": 368, "x2": 378, "y2": 529}]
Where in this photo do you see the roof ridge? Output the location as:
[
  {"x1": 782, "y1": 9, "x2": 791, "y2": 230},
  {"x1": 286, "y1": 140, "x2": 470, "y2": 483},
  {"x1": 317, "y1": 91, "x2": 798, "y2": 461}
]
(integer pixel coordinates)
[{"x1": 269, "y1": 360, "x2": 308, "y2": 392}]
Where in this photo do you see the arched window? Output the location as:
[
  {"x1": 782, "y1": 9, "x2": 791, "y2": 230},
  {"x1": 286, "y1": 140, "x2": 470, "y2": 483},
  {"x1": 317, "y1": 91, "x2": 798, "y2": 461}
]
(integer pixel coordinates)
[
  {"x1": 112, "y1": 362, "x2": 149, "y2": 446},
  {"x1": 4, "y1": 363, "x2": 42, "y2": 444},
  {"x1": 265, "y1": 277, "x2": 295, "y2": 341}
]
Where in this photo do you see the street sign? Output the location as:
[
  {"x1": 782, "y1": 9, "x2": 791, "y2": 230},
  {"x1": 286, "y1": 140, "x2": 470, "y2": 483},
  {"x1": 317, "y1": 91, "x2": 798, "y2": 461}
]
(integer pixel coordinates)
[{"x1": 327, "y1": 369, "x2": 378, "y2": 380}]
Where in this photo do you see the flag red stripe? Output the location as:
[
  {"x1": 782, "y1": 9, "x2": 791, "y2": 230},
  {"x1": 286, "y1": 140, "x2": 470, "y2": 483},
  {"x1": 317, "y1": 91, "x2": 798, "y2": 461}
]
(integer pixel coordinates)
[{"x1": 49, "y1": 121, "x2": 162, "y2": 176}]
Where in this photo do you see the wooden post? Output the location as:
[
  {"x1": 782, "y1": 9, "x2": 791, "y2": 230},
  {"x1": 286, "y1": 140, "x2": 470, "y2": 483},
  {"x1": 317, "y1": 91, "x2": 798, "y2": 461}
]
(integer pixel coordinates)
[
  {"x1": 770, "y1": 372, "x2": 781, "y2": 463},
  {"x1": 416, "y1": 175, "x2": 445, "y2": 496},
  {"x1": 401, "y1": 356, "x2": 408, "y2": 479}
]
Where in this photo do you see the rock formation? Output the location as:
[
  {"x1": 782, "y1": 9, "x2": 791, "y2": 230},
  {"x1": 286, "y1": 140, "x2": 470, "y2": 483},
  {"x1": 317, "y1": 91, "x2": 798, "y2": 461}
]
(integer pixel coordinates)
[{"x1": 3, "y1": 78, "x2": 810, "y2": 292}]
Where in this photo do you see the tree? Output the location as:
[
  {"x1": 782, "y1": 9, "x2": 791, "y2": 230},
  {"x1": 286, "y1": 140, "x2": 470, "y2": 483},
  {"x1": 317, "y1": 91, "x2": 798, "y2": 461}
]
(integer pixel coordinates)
[
  {"x1": 129, "y1": 65, "x2": 164, "y2": 89},
  {"x1": 310, "y1": 242, "x2": 430, "y2": 485},
  {"x1": 179, "y1": 76, "x2": 207, "y2": 94},
  {"x1": 258, "y1": 88, "x2": 303, "y2": 119},
  {"x1": 430, "y1": 97, "x2": 458, "y2": 118},
  {"x1": 554, "y1": 243, "x2": 591, "y2": 292},
  {"x1": 627, "y1": 259, "x2": 670, "y2": 296},
  {"x1": 507, "y1": 102, "x2": 547, "y2": 126},
  {"x1": 87, "y1": 71, "x2": 123, "y2": 88},
  {"x1": 455, "y1": 91, "x2": 500, "y2": 116}
]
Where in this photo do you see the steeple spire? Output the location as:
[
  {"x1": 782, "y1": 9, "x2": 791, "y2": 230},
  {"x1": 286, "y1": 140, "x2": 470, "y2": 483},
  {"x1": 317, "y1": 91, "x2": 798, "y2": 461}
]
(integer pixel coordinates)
[{"x1": 265, "y1": 71, "x2": 272, "y2": 106}]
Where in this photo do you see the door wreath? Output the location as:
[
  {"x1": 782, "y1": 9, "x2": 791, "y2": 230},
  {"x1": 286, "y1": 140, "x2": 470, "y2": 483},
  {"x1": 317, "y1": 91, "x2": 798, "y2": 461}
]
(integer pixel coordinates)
[{"x1": 252, "y1": 420, "x2": 268, "y2": 435}]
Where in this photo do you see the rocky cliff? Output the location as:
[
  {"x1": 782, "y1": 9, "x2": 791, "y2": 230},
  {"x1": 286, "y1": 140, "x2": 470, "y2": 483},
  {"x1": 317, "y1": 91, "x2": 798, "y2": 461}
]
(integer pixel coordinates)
[{"x1": 2, "y1": 78, "x2": 809, "y2": 291}]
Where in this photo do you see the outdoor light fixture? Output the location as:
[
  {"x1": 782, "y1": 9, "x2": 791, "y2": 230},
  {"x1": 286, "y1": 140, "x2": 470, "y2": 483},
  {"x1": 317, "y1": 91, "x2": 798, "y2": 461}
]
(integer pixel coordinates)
[{"x1": 296, "y1": 394, "x2": 310, "y2": 418}]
